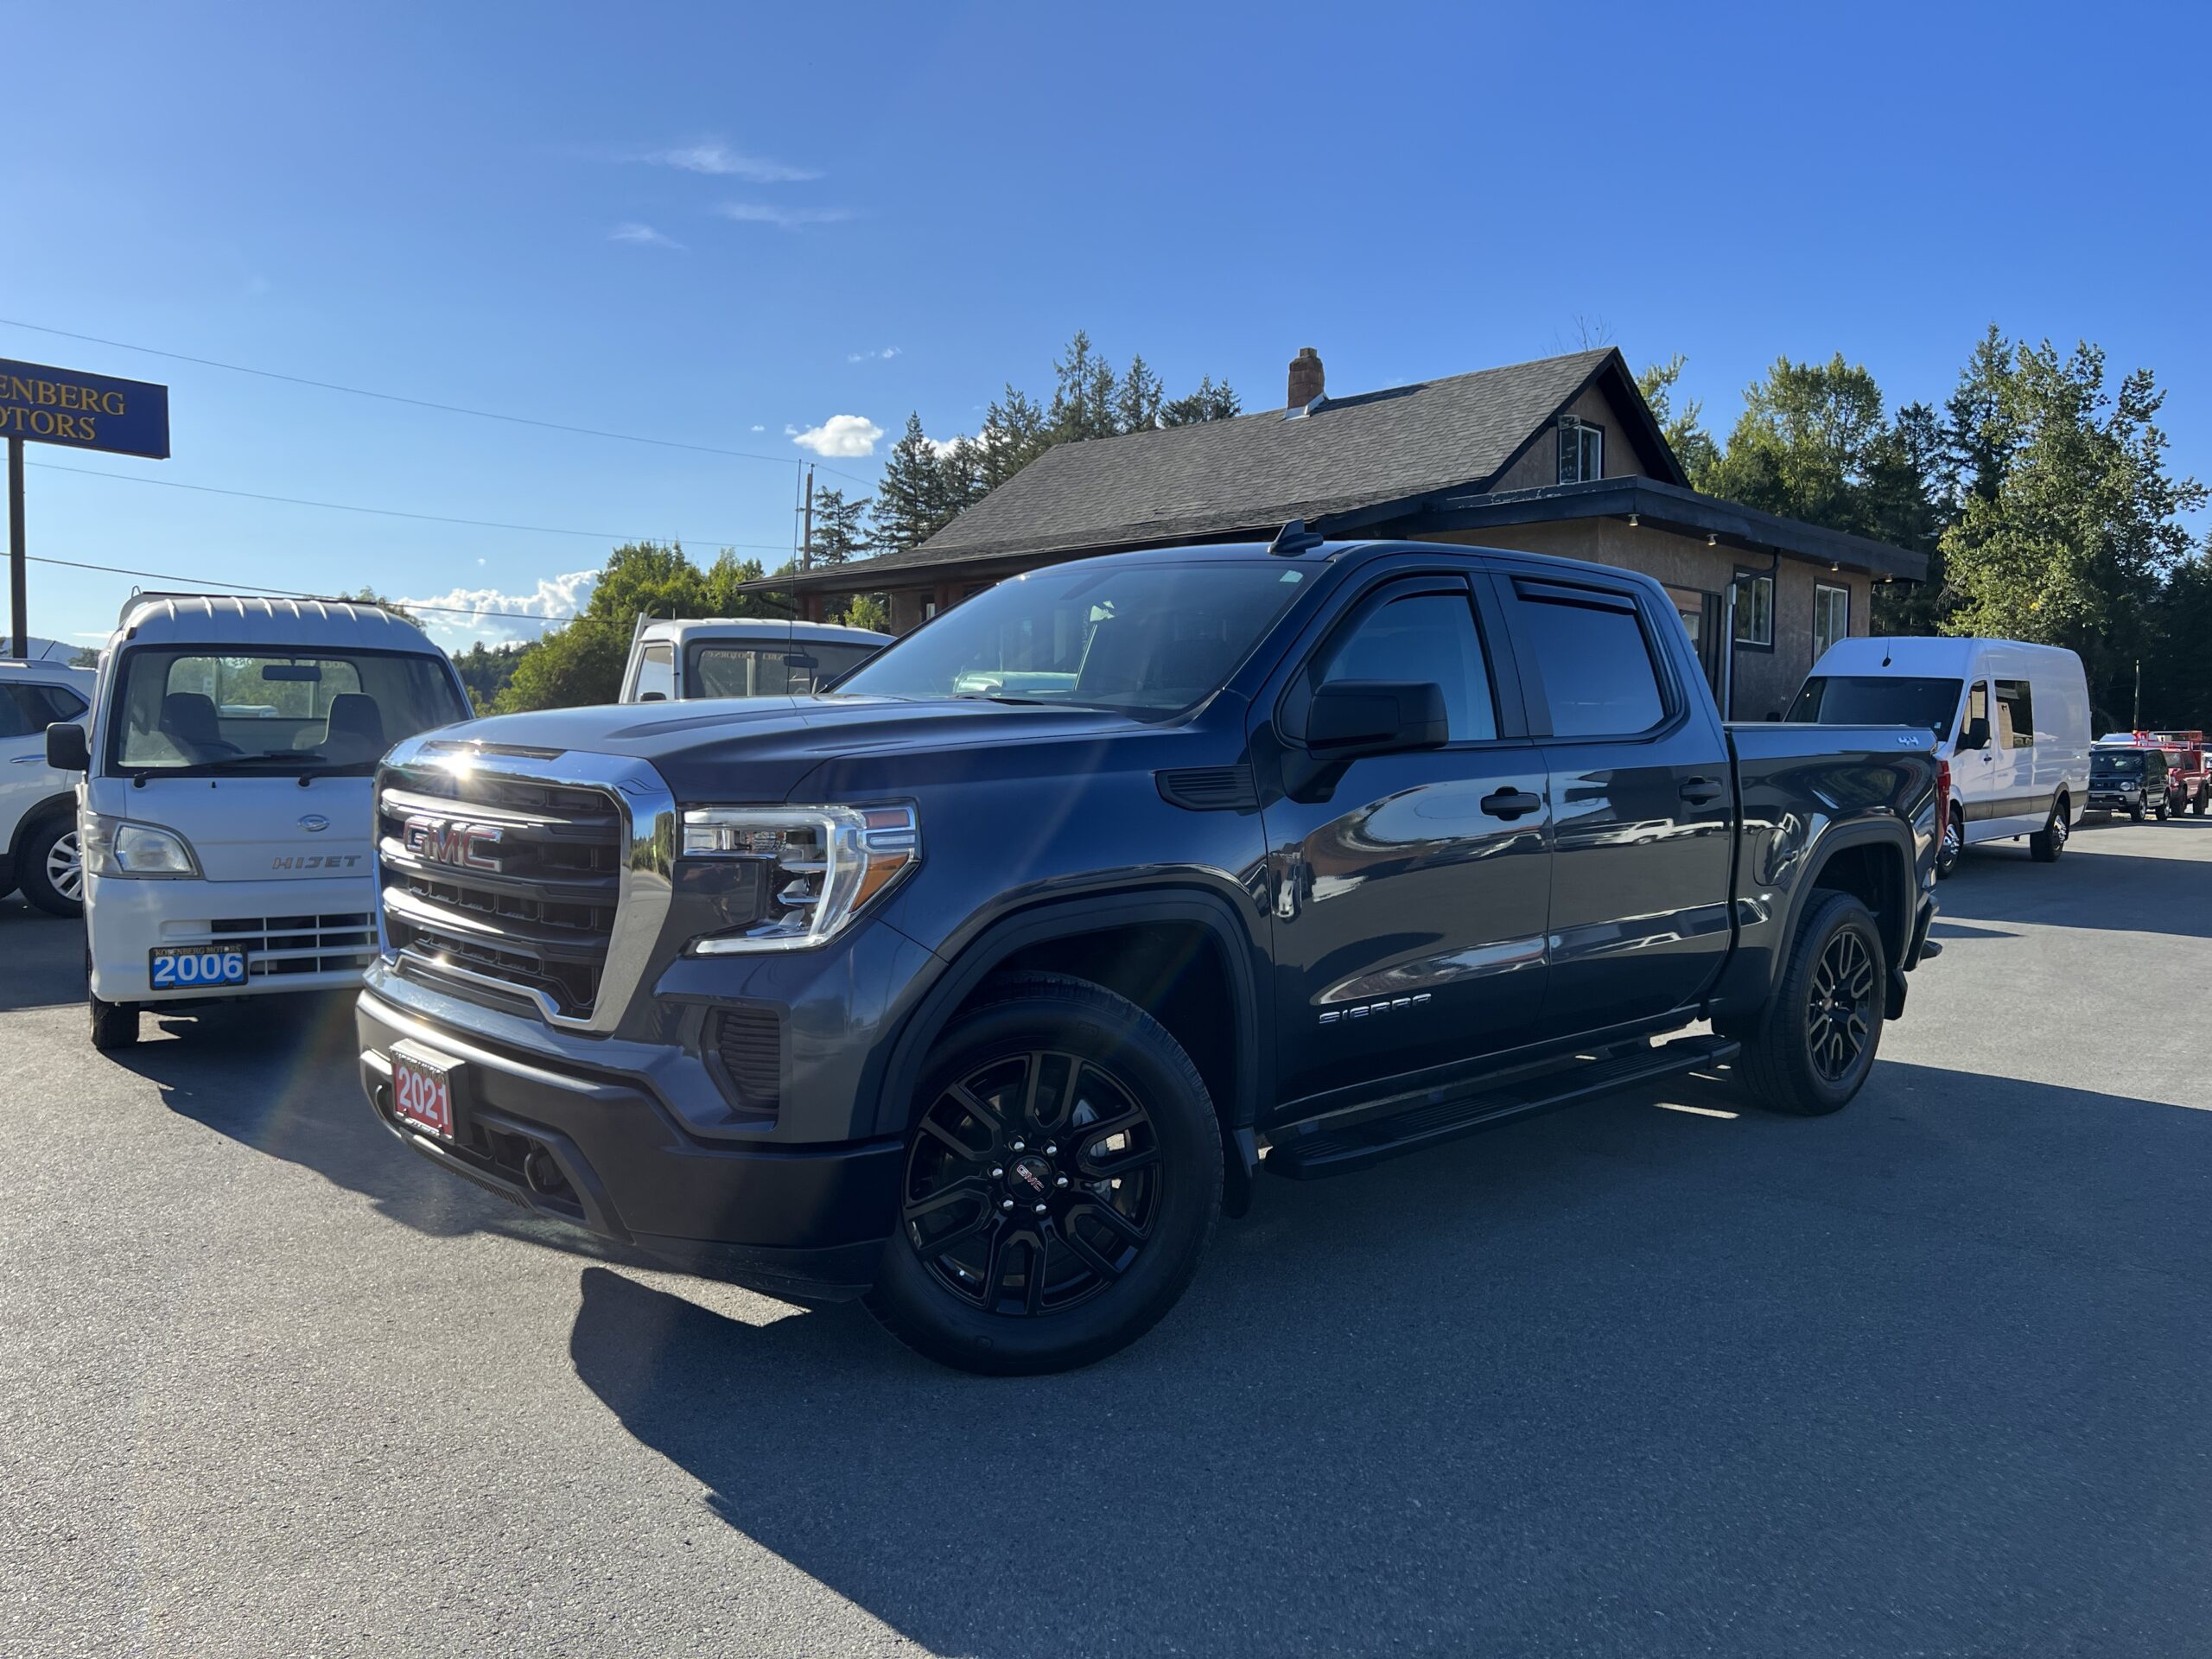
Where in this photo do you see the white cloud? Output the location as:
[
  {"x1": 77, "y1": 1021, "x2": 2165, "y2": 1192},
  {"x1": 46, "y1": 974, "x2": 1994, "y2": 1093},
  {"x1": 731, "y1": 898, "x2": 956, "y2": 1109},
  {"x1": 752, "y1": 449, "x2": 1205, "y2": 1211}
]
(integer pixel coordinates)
[
  {"x1": 645, "y1": 142, "x2": 818, "y2": 182},
  {"x1": 790, "y1": 415, "x2": 885, "y2": 458},
  {"x1": 750, "y1": 423, "x2": 766, "y2": 432},
  {"x1": 398, "y1": 569, "x2": 601, "y2": 650},
  {"x1": 847, "y1": 346, "x2": 900, "y2": 363},
  {"x1": 716, "y1": 201, "x2": 854, "y2": 230},
  {"x1": 925, "y1": 434, "x2": 969, "y2": 460},
  {"x1": 608, "y1": 221, "x2": 684, "y2": 250}
]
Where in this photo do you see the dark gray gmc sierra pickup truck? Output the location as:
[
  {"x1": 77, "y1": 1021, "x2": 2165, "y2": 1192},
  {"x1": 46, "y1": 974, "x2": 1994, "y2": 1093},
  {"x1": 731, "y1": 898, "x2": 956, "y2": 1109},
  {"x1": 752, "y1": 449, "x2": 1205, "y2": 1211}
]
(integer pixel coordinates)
[{"x1": 358, "y1": 533, "x2": 1942, "y2": 1372}]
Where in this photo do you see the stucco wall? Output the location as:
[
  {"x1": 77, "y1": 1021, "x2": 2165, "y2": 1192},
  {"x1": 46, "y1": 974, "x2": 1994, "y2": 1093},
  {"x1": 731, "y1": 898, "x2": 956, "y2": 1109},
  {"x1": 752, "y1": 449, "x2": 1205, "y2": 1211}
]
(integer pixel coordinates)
[
  {"x1": 1422, "y1": 520, "x2": 1872, "y2": 719},
  {"x1": 1487, "y1": 382, "x2": 1651, "y2": 495}
]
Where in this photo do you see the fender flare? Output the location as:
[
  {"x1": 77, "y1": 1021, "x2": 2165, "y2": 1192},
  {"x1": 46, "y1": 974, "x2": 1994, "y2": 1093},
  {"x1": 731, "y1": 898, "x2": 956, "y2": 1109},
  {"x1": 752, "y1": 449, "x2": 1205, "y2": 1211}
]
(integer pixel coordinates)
[
  {"x1": 863, "y1": 887, "x2": 1270, "y2": 1208},
  {"x1": 1773, "y1": 817, "x2": 1917, "y2": 986}
]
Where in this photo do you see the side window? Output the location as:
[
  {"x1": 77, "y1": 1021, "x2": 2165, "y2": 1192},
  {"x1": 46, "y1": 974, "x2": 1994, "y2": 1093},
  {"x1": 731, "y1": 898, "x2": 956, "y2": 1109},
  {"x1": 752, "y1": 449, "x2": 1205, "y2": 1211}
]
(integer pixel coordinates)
[
  {"x1": 0, "y1": 685, "x2": 39, "y2": 740},
  {"x1": 633, "y1": 643, "x2": 676, "y2": 701},
  {"x1": 1960, "y1": 683, "x2": 1991, "y2": 750},
  {"x1": 1513, "y1": 588, "x2": 1667, "y2": 738},
  {"x1": 1297, "y1": 588, "x2": 1497, "y2": 742},
  {"x1": 1732, "y1": 572, "x2": 1775, "y2": 647},
  {"x1": 1556, "y1": 417, "x2": 1604, "y2": 484},
  {"x1": 1813, "y1": 582, "x2": 1851, "y2": 659},
  {"x1": 1993, "y1": 679, "x2": 2034, "y2": 749}
]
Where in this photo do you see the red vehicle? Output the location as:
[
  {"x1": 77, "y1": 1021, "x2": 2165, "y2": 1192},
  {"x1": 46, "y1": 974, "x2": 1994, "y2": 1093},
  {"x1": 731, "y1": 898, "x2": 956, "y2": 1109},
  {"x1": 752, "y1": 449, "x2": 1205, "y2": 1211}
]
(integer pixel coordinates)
[{"x1": 2147, "y1": 730, "x2": 2209, "y2": 815}]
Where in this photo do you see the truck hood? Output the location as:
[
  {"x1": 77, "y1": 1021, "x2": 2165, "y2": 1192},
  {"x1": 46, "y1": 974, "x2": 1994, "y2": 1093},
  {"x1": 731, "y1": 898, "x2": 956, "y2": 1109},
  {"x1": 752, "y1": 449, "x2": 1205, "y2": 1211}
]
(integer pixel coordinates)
[{"x1": 417, "y1": 696, "x2": 1154, "y2": 804}]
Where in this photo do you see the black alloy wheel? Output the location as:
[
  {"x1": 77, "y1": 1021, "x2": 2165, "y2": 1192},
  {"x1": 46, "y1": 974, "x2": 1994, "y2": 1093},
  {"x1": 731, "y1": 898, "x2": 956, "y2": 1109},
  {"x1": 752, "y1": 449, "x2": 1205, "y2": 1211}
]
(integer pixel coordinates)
[
  {"x1": 1803, "y1": 928, "x2": 1877, "y2": 1086},
  {"x1": 901, "y1": 1048, "x2": 1162, "y2": 1317},
  {"x1": 1729, "y1": 889, "x2": 1885, "y2": 1116},
  {"x1": 867, "y1": 972, "x2": 1220, "y2": 1376}
]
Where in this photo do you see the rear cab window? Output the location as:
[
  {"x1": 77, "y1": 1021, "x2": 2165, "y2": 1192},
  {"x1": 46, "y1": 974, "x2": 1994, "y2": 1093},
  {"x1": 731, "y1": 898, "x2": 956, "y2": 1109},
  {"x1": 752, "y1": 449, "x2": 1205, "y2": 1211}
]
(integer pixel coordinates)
[{"x1": 1505, "y1": 578, "x2": 1669, "y2": 738}]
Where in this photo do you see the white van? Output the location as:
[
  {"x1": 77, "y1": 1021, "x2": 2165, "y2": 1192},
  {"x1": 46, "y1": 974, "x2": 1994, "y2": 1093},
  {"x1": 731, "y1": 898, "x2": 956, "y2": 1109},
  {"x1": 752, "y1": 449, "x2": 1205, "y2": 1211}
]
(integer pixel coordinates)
[
  {"x1": 620, "y1": 616, "x2": 890, "y2": 702},
  {"x1": 50, "y1": 594, "x2": 471, "y2": 1049},
  {"x1": 1788, "y1": 636, "x2": 2091, "y2": 876}
]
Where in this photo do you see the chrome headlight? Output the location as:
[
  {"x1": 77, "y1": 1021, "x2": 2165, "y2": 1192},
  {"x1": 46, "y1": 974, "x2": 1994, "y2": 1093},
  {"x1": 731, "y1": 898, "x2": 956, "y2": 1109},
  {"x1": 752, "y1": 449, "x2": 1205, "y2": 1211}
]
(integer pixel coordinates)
[
  {"x1": 85, "y1": 815, "x2": 202, "y2": 879},
  {"x1": 681, "y1": 804, "x2": 918, "y2": 953}
]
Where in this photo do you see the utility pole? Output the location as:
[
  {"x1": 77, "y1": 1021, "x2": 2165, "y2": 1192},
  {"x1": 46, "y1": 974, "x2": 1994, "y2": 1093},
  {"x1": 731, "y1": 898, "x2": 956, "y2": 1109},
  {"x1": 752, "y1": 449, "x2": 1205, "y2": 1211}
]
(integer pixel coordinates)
[
  {"x1": 800, "y1": 465, "x2": 816, "y2": 573},
  {"x1": 8, "y1": 437, "x2": 25, "y2": 660}
]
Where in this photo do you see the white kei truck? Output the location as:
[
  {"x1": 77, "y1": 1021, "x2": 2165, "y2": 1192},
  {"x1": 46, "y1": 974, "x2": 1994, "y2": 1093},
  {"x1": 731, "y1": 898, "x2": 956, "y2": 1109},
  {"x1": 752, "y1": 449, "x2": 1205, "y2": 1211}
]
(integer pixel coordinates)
[{"x1": 48, "y1": 594, "x2": 470, "y2": 1050}]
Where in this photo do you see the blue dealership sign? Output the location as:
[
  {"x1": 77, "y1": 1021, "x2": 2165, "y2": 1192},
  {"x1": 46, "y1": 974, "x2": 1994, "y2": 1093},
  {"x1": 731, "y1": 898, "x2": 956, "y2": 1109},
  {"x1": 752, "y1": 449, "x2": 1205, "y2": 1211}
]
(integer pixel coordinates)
[{"x1": 0, "y1": 357, "x2": 170, "y2": 459}]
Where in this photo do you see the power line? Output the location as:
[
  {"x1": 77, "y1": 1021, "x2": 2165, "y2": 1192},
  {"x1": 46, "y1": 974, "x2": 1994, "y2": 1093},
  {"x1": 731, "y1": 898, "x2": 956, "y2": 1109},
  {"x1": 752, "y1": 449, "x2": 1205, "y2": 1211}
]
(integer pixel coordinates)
[
  {"x1": 28, "y1": 458, "x2": 793, "y2": 550},
  {"x1": 0, "y1": 316, "x2": 880, "y2": 488},
  {"x1": 30, "y1": 553, "x2": 594, "y2": 623}
]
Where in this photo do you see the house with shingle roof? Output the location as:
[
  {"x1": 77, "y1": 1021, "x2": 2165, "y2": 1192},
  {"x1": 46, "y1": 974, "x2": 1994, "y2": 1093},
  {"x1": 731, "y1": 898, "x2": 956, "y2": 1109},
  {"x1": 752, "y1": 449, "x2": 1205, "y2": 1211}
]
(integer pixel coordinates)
[{"x1": 759, "y1": 346, "x2": 1927, "y2": 717}]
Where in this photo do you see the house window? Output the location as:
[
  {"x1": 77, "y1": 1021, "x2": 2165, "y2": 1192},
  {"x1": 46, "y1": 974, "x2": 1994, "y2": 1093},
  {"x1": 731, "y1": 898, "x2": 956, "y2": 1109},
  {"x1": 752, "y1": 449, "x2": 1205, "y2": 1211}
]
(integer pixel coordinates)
[
  {"x1": 1813, "y1": 582, "x2": 1850, "y2": 660},
  {"x1": 1732, "y1": 571, "x2": 1774, "y2": 648},
  {"x1": 1556, "y1": 417, "x2": 1605, "y2": 484}
]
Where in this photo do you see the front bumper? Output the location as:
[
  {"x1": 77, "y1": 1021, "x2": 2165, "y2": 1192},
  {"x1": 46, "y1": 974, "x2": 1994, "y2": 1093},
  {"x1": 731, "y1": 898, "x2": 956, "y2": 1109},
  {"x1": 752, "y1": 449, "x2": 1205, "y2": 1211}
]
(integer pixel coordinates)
[
  {"x1": 357, "y1": 985, "x2": 903, "y2": 1300},
  {"x1": 86, "y1": 871, "x2": 379, "y2": 1002}
]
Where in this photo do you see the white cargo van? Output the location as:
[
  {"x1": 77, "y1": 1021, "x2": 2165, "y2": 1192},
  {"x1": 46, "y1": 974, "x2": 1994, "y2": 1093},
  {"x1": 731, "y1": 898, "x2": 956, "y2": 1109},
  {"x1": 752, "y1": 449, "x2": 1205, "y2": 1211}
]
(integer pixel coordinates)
[
  {"x1": 1788, "y1": 636, "x2": 2091, "y2": 876},
  {"x1": 619, "y1": 616, "x2": 890, "y2": 702},
  {"x1": 50, "y1": 594, "x2": 470, "y2": 1049}
]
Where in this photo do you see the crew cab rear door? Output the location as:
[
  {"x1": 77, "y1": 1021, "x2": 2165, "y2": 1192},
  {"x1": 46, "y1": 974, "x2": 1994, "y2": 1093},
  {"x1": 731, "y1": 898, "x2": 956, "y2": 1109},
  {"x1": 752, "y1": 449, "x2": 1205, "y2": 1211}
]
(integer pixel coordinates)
[
  {"x1": 1256, "y1": 569, "x2": 1552, "y2": 1111},
  {"x1": 1497, "y1": 570, "x2": 1735, "y2": 1037}
]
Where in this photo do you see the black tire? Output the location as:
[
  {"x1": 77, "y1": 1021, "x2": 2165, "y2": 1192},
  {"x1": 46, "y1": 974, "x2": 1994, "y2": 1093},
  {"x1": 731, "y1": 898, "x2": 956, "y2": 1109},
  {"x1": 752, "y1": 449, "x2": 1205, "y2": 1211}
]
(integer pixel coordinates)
[
  {"x1": 1732, "y1": 891, "x2": 1885, "y2": 1117},
  {"x1": 2155, "y1": 797, "x2": 2170, "y2": 821},
  {"x1": 2195, "y1": 791, "x2": 2207, "y2": 817},
  {"x1": 867, "y1": 972, "x2": 1221, "y2": 1376},
  {"x1": 2030, "y1": 796, "x2": 2069, "y2": 863},
  {"x1": 17, "y1": 812, "x2": 84, "y2": 918},
  {"x1": 1934, "y1": 804, "x2": 1964, "y2": 879},
  {"x1": 90, "y1": 991, "x2": 140, "y2": 1051},
  {"x1": 2131, "y1": 802, "x2": 2145, "y2": 823}
]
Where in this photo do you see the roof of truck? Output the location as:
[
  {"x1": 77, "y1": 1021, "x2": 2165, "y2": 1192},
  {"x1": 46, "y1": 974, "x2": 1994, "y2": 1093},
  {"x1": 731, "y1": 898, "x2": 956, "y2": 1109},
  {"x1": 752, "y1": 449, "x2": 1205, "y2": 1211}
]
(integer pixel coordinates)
[
  {"x1": 112, "y1": 594, "x2": 443, "y2": 652},
  {"x1": 634, "y1": 616, "x2": 891, "y2": 648},
  {"x1": 1809, "y1": 635, "x2": 2088, "y2": 674}
]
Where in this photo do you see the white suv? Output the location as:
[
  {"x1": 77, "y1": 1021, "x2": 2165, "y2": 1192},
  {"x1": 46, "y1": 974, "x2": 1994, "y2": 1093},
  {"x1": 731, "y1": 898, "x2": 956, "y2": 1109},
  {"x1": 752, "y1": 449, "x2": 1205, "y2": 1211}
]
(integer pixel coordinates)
[{"x1": 1, "y1": 658, "x2": 97, "y2": 915}]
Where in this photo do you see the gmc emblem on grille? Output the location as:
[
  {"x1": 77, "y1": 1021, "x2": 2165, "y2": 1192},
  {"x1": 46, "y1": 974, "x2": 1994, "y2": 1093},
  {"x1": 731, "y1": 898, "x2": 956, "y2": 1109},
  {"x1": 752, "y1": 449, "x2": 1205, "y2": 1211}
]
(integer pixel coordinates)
[{"x1": 402, "y1": 813, "x2": 505, "y2": 871}]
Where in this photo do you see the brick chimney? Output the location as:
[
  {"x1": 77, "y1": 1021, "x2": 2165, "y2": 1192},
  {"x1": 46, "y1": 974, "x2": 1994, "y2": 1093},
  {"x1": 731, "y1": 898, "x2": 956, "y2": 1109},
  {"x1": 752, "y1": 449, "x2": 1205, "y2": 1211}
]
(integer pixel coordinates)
[{"x1": 1287, "y1": 346, "x2": 1325, "y2": 409}]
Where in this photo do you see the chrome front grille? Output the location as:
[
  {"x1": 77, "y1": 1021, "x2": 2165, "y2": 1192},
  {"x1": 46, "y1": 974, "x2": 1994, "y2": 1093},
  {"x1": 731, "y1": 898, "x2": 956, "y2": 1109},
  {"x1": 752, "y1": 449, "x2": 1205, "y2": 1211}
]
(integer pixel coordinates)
[{"x1": 373, "y1": 741, "x2": 675, "y2": 1032}]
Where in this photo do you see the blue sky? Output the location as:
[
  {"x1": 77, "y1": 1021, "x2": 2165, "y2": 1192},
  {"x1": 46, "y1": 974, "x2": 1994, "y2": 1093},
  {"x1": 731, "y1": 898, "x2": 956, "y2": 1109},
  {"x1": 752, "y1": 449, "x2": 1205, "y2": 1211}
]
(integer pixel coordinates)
[{"x1": 7, "y1": 0, "x2": 2207, "y2": 652}]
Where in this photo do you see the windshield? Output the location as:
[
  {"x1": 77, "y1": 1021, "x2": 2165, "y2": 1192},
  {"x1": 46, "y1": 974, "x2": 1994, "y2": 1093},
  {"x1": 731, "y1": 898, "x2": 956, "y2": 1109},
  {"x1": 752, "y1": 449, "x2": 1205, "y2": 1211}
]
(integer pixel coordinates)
[
  {"x1": 107, "y1": 647, "x2": 468, "y2": 775},
  {"x1": 690, "y1": 639, "x2": 880, "y2": 697},
  {"x1": 2092, "y1": 751, "x2": 2145, "y2": 774},
  {"x1": 1787, "y1": 675, "x2": 1965, "y2": 739},
  {"x1": 830, "y1": 561, "x2": 1308, "y2": 717}
]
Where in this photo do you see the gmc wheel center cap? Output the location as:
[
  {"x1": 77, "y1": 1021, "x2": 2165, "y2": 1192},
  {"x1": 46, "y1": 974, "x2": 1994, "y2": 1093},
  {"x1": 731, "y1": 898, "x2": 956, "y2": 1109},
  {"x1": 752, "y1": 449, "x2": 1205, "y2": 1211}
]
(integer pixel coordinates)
[{"x1": 1007, "y1": 1156, "x2": 1053, "y2": 1198}]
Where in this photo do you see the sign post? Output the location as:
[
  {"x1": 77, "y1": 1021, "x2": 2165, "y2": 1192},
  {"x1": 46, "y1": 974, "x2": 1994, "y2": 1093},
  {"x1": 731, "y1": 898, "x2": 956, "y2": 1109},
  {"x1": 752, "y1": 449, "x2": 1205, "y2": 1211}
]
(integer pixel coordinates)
[{"x1": 0, "y1": 358, "x2": 171, "y2": 658}]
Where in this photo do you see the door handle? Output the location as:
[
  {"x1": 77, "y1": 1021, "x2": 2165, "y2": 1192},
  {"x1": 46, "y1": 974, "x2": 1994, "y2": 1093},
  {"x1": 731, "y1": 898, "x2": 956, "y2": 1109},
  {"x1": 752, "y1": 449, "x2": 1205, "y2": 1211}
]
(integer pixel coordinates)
[
  {"x1": 9, "y1": 754, "x2": 47, "y2": 765},
  {"x1": 1480, "y1": 788, "x2": 1542, "y2": 820},
  {"x1": 1678, "y1": 777, "x2": 1724, "y2": 804}
]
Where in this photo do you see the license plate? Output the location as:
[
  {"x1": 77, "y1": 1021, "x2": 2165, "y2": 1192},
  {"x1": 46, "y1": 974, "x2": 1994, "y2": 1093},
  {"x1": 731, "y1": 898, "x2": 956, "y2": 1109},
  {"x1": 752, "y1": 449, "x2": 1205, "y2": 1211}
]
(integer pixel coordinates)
[
  {"x1": 149, "y1": 946, "x2": 247, "y2": 989},
  {"x1": 391, "y1": 1042, "x2": 459, "y2": 1140}
]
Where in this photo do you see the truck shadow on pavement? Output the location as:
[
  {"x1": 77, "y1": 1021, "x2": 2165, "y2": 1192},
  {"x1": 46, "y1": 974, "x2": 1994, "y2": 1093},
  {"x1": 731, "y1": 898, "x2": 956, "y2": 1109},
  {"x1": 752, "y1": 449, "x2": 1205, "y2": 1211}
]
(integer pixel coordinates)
[
  {"x1": 569, "y1": 1058, "x2": 2212, "y2": 1659},
  {"x1": 113, "y1": 993, "x2": 670, "y2": 1270}
]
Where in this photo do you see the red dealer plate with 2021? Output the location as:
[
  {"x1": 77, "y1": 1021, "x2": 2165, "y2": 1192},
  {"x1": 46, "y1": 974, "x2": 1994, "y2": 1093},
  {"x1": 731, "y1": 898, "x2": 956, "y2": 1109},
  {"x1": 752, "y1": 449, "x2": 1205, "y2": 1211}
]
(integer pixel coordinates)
[{"x1": 391, "y1": 1043, "x2": 459, "y2": 1139}]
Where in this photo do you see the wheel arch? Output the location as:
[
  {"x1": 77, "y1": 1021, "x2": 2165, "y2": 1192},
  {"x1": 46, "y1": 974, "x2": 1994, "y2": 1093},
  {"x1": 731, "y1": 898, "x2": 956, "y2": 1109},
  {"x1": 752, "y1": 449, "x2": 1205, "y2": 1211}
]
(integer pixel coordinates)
[
  {"x1": 1711, "y1": 816, "x2": 1919, "y2": 1024},
  {"x1": 8, "y1": 789, "x2": 78, "y2": 867},
  {"x1": 865, "y1": 887, "x2": 1270, "y2": 1215}
]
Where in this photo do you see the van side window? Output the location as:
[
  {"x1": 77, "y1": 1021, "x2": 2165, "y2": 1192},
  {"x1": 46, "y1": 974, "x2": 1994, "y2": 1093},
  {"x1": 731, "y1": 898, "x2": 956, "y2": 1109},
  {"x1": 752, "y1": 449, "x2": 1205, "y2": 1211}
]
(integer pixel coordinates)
[
  {"x1": 1993, "y1": 680, "x2": 2035, "y2": 749},
  {"x1": 1960, "y1": 683, "x2": 1991, "y2": 750},
  {"x1": 634, "y1": 643, "x2": 675, "y2": 701}
]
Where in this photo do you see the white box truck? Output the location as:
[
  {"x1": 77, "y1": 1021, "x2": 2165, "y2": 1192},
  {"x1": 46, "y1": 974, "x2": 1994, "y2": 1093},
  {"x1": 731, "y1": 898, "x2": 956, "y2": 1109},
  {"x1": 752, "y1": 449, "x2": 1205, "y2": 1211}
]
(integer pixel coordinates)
[
  {"x1": 1788, "y1": 635, "x2": 2091, "y2": 876},
  {"x1": 48, "y1": 594, "x2": 470, "y2": 1048}
]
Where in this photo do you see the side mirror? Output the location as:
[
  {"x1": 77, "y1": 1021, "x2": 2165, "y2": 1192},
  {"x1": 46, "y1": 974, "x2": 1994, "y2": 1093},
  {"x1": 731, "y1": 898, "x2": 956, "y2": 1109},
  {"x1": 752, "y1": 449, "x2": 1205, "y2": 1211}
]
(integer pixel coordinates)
[
  {"x1": 1306, "y1": 681, "x2": 1449, "y2": 760},
  {"x1": 1959, "y1": 717, "x2": 1990, "y2": 751},
  {"x1": 45, "y1": 721, "x2": 89, "y2": 772}
]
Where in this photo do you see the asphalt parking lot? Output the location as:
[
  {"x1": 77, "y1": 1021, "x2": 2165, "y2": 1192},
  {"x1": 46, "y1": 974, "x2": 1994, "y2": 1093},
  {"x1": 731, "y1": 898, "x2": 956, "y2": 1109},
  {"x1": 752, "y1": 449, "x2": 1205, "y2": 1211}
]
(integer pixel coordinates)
[{"x1": 4, "y1": 817, "x2": 2210, "y2": 1658}]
